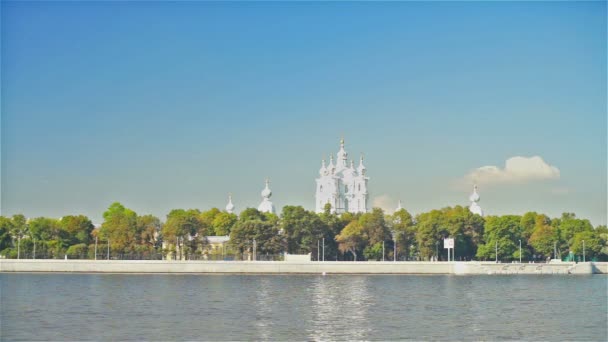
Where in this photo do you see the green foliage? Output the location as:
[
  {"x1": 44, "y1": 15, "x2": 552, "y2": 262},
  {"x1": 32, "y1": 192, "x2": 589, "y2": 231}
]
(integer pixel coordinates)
[
  {"x1": 281, "y1": 206, "x2": 327, "y2": 254},
  {"x1": 211, "y1": 212, "x2": 237, "y2": 236},
  {"x1": 359, "y1": 208, "x2": 389, "y2": 246},
  {"x1": 66, "y1": 243, "x2": 88, "y2": 258},
  {"x1": 570, "y1": 230, "x2": 604, "y2": 259},
  {"x1": 529, "y1": 218, "x2": 556, "y2": 259},
  {"x1": 61, "y1": 215, "x2": 94, "y2": 245},
  {"x1": 363, "y1": 242, "x2": 384, "y2": 261},
  {"x1": 137, "y1": 214, "x2": 162, "y2": 248},
  {"x1": 229, "y1": 219, "x2": 285, "y2": 258},
  {"x1": 391, "y1": 208, "x2": 416, "y2": 259},
  {"x1": 336, "y1": 220, "x2": 365, "y2": 261},
  {"x1": 0, "y1": 216, "x2": 14, "y2": 253},
  {"x1": 101, "y1": 202, "x2": 138, "y2": 252},
  {"x1": 477, "y1": 215, "x2": 521, "y2": 261}
]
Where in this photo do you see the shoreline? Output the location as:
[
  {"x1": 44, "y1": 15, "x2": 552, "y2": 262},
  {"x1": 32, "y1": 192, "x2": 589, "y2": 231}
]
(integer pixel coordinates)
[{"x1": 1, "y1": 260, "x2": 605, "y2": 275}]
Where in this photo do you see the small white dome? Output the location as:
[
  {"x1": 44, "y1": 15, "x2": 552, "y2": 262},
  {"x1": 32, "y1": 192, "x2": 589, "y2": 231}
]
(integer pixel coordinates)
[{"x1": 225, "y1": 194, "x2": 235, "y2": 214}]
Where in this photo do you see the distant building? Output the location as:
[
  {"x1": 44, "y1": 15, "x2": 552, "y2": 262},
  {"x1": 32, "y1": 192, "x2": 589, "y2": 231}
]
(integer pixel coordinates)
[
  {"x1": 258, "y1": 179, "x2": 275, "y2": 214},
  {"x1": 315, "y1": 139, "x2": 369, "y2": 214},
  {"x1": 469, "y1": 185, "x2": 483, "y2": 216}
]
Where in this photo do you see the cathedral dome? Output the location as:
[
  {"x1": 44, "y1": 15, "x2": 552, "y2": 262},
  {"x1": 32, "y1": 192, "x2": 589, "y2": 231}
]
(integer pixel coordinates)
[
  {"x1": 225, "y1": 194, "x2": 235, "y2": 214},
  {"x1": 261, "y1": 181, "x2": 272, "y2": 199},
  {"x1": 469, "y1": 185, "x2": 480, "y2": 202}
]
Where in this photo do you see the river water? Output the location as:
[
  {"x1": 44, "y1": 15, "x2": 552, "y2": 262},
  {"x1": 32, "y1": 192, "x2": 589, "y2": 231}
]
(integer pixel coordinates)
[{"x1": 1, "y1": 274, "x2": 606, "y2": 341}]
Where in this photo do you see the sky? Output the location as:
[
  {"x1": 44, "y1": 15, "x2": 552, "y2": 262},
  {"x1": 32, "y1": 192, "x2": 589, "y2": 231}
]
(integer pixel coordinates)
[{"x1": 1, "y1": 1, "x2": 606, "y2": 225}]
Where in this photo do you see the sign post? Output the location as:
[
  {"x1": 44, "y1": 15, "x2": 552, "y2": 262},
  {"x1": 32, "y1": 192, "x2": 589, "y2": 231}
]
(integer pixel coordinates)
[{"x1": 444, "y1": 238, "x2": 454, "y2": 262}]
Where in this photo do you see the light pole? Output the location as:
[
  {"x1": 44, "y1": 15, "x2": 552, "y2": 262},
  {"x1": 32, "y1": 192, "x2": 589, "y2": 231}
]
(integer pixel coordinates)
[
  {"x1": 435, "y1": 241, "x2": 439, "y2": 262},
  {"x1": 33, "y1": 239, "x2": 36, "y2": 259},
  {"x1": 253, "y1": 239, "x2": 257, "y2": 261},
  {"x1": 95, "y1": 236, "x2": 98, "y2": 260},
  {"x1": 17, "y1": 235, "x2": 21, "y2": 259},
  {"x1": 519, "y1": 239, "x2": 522, "y2": 263},
  {"x1": 322, "y1": 238, "x2": 325, "y2": 262},
  {"x1": 554, "y1": 241, "x2": 557, "y2": 260},
  {"x1": 583, "y1": 240, "x2": 586, "y2": 262},
  {"x1": 317, "y1": 240, "x2": 320, "y2": 261},
  {"x1": 382, "y1": 241, "x2": 385, "y2": 262},
  {"x1": 393, "y1": 216, "x2": 401, "y2": 262}
]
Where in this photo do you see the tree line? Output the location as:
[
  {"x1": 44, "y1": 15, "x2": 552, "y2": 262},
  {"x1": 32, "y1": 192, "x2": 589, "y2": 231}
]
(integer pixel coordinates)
[{"x1": 1, "y1": 202, "x2": 606, "y2": 261}]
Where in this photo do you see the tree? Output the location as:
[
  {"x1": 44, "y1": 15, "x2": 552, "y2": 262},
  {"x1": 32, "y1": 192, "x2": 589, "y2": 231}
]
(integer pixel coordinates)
[
  {"x1": 212, "y1": 212, "x2": 237, "y2": 236},
  {"x1": 229, "y1": 219, "x2": 284, "y2": 259},
  {"x1": 200, "y1": 208, "x2": 221, "y2": 236},
  {"x1": 520, "y1": 212, "x2": 538, "y2": 240},
  {"x1": 415, "y1": 210, "x2": 447, "y2": 260},
  {"x1": 281, "y1": 206, "x2": 326, "y2": 255},
  {"x1": 28, "y1": 217, "x2": 64, "y2": 258},
  {"x1": 570, "y1": 230, "x2": 604, "y2": 260},
  {"x1": 558, "y1": 213, "x2": 593, "y2": 244},
  {"x1": 359, "y1": 208, "x2": 389, "y2": 247},
  {"x1": 476, "y1": 215, "x2": 520, "y2": 261},
  {"x1": 391, "y1": 208, "x2": 415, "y2": 260},
  {"x1": 137, "y1": 215, "x2": 162, "y2": 249},
  {"x1": 335, "y1": 221, "x2": 365, "y2": 261},
  {"x1": 163, "y1": 209, "x2": 204, "y2": 259},
  {"x1": 529, "y1": 215, "x2": 556, "y2": 259},
  {"x1": 0, "y1": 217, "x2": 14, "y2": 254},
  {"x1": 61, "y1": 215, "x2": 94, "y2": 245},
  {"x1": 100, "y1": 202, "x2": 138, "y2": 253}
]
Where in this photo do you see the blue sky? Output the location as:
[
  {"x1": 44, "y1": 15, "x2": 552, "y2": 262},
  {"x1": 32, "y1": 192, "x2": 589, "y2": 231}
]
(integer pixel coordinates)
[{"x1": 1, "y1": 1, "x2": 606, "y2": 225}]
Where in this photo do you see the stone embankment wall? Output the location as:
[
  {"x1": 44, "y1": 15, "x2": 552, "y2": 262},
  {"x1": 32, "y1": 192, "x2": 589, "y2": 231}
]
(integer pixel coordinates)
[{"x1": 1, "y1": 260, "x2": 603, "y2": 274}]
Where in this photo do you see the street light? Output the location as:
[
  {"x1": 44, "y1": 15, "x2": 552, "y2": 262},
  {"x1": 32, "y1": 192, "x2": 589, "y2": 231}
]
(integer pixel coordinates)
[
  {"x1": 382, "y1": 241, "x2": 385, "y2": 262},
  {"x1": 435, "y1": 241, "x2": 439, "y2": 262},
  {"x1": 393, "y1": 216, "x2": 401, "y2": 262},
  {"x1": 583, "y1": 240, "x2": 586, "y2": 262},
  {"x1": 322, "y1": 238, "x2": 325, "y2": 262},
  {"x1": 519, "y1": 239, "x2": 522, "y2": 264},
  {"x1": 317, "y1": 239, "x2": 320, "y2": 261},
  {"x1": 95, "y1": 236, "x2": 98, "y2": 260}
]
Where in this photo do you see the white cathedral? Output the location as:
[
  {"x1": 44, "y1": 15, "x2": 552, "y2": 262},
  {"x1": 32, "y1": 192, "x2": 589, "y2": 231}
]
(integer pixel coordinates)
[{"x1": 315, "y1": 139, "x2": 369, "y2": 214}]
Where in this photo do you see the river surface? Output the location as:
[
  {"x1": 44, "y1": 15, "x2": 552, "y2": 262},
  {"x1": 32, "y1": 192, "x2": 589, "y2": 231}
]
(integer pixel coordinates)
[{"x1": 1, "y1": 274, "x2": 606, "y2": 341}]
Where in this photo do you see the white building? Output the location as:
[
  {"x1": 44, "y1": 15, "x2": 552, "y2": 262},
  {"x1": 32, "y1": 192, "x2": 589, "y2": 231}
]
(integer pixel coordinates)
[
  {"x1": 258, "y1": 179, "x2": 276, "y2": 214},
  {"x1": 315, "y1": 139, "x2": 369, "y2": 214},
  {"x1": 225, "y1": 193, "x2": 235, "y2": 214},
  {"x1": 469, "y1": 185, "x2": 483, "y2": 216}
]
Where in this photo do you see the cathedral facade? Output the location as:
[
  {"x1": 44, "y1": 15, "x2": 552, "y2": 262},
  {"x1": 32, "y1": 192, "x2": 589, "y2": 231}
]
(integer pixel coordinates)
[{"x1": 315, "y1": 139, "x2": 369, "y2": 214}]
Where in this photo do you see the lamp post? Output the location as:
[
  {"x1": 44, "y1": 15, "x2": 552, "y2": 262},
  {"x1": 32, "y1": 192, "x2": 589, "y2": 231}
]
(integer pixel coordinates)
[
  {"x1": 95, "y1": 236, "x2": 98, "y2": 260},
  {"x1": 382, "y1": 241, "x2": 385, "y2": 262},
  {"x1": 33, "y1": 239, "x2": 36, "y2": 259},
  {"x1": 435, "y1": 241, "x2": 439, "y2": 262},
  {"x1": 322, "y1": 238, "x2": 325, "y2": 262},
  {"x1": 554, "y1": 241, "x2": 557, "y2": 260},
  {"x1": 253, "y1": 239, "x2": 257, "y2": 261},
  {"x1": 393, "y1": 216, "x2": 401, "y2": 262},
  {"x1": 519, "y1": 239, "x2": 522, "y2": 263},
  {"x1": 317, "y1": 239, "x2": 320, "y2": 261},
  {"x1": 583, "y1": 240, "x2": 586, "y2": 262}
]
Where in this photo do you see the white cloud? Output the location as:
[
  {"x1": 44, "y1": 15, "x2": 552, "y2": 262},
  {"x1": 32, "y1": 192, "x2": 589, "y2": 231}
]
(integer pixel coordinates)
[
  {"x1": 372, "y1": 194, "x2": 396, "y2": 213},
  {"x1": 464, "y1": 156, "x2": 560, "y2": 186}
]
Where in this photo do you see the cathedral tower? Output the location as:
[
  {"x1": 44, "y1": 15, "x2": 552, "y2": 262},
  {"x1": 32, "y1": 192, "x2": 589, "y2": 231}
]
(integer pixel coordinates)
[{"x1": 315, "y1": 139, "x2": 369, "y2": 214}]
